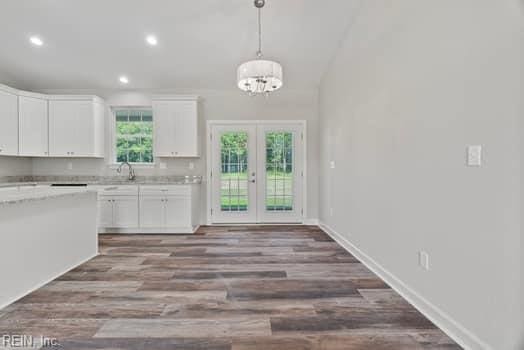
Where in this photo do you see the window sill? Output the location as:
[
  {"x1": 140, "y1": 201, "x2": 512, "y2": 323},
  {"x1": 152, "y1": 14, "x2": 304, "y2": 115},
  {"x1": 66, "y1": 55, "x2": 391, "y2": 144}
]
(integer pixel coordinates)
[{"x1": 108, "y1": 163, "x2": 156, "y2": 170}]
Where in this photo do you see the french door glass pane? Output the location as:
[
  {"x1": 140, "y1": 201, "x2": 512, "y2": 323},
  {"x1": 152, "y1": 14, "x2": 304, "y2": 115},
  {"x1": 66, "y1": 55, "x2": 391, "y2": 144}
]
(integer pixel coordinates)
[
  {"x1": 266, "y1": 132, "x2": 293, "y2": 211},
  {"x1": 220, "y1": 132, "x2": 249, "y2": 212}
]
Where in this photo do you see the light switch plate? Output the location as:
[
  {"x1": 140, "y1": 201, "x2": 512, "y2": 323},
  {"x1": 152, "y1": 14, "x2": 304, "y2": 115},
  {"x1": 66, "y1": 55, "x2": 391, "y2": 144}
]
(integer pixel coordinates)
[
  {"x1": 467, "y1": 145, "x2": 482, "y2": 167},
  {"x1": 330, "y1": 161, "x2": 336, "y2": 169},
  {"x1": 159, "y1": 162, "x2": 167, "y2": 170},
  {"x1": 419, "y1": 251, "x2": 430, "y2": 271},
  {"x1": 67, "y1": 162, "x2": 73, "y2": 170}
]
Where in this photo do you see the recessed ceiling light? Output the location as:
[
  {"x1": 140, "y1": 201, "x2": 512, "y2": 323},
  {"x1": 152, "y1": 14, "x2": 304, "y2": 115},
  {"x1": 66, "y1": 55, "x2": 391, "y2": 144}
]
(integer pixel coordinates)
[
  {"x1": 119, "y1": 76, "x2": 129, "y2": 84},
  {"x1": 29, "y1": 36, "x2": 43, "y2": 46},
  {"x1": 146, "y1": 35, "x2": 158, "y2": 46}
]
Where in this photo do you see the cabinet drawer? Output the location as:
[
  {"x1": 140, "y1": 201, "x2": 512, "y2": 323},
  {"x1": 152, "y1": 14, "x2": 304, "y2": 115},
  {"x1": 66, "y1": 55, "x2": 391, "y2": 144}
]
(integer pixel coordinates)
[
  {"x1": 98, "y1": 185, "x2": 139, "y2": 197},
  {"x1": 139, "y1": 185, "x2": 191, "y2": 196}
]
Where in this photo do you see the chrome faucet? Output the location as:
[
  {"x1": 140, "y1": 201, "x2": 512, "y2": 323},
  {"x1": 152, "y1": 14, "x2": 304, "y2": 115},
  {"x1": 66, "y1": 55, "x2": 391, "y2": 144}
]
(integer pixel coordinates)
[{"x1": 117, "y1": 162, "x2": 136, "y2": 181}]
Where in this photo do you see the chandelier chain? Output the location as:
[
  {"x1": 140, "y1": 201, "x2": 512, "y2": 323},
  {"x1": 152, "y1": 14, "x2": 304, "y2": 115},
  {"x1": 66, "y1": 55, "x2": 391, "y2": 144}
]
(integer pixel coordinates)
[{"x1": 257, "y1": 8, "x2": 262, "y2": 57}]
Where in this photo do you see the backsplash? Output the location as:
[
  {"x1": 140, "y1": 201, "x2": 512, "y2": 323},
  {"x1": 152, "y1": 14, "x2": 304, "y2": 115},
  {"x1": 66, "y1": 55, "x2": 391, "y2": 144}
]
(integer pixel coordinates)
[
  {"x1": 0, "y1": 157, "x2": 32, "y2": 177},
  {"x1": 0, "y1": 175, "x2": 34, "y2": 183},
  {"x1": 0, "y1": 175, "x2": 203, "y2": 184},
  {"x1": 31, "y1": 158, "x2": 204, "y2": 177}
]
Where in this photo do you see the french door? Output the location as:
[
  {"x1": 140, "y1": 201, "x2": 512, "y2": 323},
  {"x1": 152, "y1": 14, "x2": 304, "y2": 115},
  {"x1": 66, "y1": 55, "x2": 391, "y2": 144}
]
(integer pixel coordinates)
[{"x1": 209, "y1": 122, "x2": 304, "y2": 224}]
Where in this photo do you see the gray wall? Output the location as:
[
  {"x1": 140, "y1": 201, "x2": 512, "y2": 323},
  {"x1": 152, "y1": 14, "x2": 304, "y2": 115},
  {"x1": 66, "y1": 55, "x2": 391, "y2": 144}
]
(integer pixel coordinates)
[
  {"x1": 318, "y1": 0, "x2": 522, "y2": 349},
  {"x1": 520, "y1": 1, "x2": 524, "y2": 346},
  {"x1": 32, "y1": 88, "x2": 320, "y2": 222}
]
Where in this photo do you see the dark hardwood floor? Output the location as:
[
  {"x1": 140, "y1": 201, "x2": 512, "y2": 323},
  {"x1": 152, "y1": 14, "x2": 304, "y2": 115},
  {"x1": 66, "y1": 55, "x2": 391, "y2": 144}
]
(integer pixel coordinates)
[{"x1": 0, "y1": 226, "x2": 461, "y2": 349}]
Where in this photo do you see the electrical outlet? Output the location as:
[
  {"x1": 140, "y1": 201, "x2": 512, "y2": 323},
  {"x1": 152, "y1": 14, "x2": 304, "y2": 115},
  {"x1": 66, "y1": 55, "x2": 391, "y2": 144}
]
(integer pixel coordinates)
[
  {"x1": 159, "y1": 162, "x2": 167, "y2": 170},
  {"x1": 418, "y1": 251, "x2": 430, "y2": 270},
  {"x1": 188, "y1": 162, "x2": 195, "y2": 170},
  {"x1": 67, "y1": 162, "x2": 73, "y2": 170},
  {"x1": 330, "y1": 161, "x2": 336, "y2": 169},
  {"x1": 467, "y1": 145, "x2": 482, "y2": 166}
]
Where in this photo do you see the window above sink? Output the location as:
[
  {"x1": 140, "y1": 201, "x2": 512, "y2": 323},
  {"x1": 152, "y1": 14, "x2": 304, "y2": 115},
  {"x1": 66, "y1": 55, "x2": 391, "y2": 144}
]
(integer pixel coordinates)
[{"x1": 113, "y1": 108, "x2": 154, "y2": 165}]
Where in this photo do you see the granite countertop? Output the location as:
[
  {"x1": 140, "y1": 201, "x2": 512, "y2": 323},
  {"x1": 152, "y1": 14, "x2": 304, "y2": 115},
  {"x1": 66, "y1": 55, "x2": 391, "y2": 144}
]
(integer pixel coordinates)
[
  {"x1": 0, "y1": 175, "x2": 203, "y2": 188},
  {"x1": 0, "y1": 186, "x2": 96, "y2": 205}
]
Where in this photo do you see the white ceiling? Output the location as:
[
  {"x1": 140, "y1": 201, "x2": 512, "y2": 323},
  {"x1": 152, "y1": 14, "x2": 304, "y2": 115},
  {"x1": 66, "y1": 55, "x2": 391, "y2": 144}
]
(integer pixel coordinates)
[{"x1": 0, "y1": 0, "x2": 361, "y2": 91}]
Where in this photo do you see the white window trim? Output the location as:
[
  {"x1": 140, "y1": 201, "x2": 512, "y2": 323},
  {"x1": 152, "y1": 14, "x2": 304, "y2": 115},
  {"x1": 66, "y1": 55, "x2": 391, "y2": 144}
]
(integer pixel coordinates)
[{"x1": 108, "y1": 106, "x2": 156, "y2": 168}]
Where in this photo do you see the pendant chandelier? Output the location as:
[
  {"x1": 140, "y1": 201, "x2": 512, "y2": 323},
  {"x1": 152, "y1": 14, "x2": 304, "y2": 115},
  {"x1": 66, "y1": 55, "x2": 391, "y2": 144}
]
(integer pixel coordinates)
[{"x1": 237, "y1": 0, "x2": 283, "y2": 96}]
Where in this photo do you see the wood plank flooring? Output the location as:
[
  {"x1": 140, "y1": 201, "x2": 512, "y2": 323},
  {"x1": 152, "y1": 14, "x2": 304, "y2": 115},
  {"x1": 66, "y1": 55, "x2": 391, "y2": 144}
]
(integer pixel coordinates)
[{"x1": 0, "y1": 226, "x2": 461, "y2": 349}]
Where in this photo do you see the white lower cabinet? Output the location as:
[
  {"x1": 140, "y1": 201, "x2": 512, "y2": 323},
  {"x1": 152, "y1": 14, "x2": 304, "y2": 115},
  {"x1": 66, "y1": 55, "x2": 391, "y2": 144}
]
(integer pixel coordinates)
[
  {"x1": 165, "y1": 196, "x2": 191, "y2": 227},
  {"x1": 97, "y1": 196, "x2": 139, "y2": 228},
  {"x1": 95, "y1": 184, "x2": 200, "y2": 234},
  {"x1": 139, "y1": 197, "x2": 165, "y2": 228},
  {"x1": 113, "y1": 197, "x2": 140, "y2": 228},
  {"x1": 97, "y1": 198, "x2": 114, "y2": 227},
  {"x1": 140, "y1": 195, "x2": 192, "y2": 230}
]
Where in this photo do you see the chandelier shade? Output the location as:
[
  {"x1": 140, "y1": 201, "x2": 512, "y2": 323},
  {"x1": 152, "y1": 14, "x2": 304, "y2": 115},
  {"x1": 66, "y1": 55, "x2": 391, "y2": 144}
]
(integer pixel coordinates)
[
  {"x1": 237, "y1": 59, "x2": 283, "y2": 94},
  {"x1": 237, "y1": 0, "x2": 282, "y2": 96}
]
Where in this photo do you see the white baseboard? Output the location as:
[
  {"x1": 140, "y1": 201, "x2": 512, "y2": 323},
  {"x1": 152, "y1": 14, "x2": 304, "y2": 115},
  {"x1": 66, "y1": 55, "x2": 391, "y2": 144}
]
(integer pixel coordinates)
[
  {"x1": 304, "y1": 218, "x2": 319, "y2": 225},
  {"x1": 99, "y1": 225, "x2": 200, "y2": 234},
  {"x1": 204, "y1": 222, "x2": 315, "y2": 226},
  {"x1": 319, "y1": 221, "x2": 491, "y2": 350}
]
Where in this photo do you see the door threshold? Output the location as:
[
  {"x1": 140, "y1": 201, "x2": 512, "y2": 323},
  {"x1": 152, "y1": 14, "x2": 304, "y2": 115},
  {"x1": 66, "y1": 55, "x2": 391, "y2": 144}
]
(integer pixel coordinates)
[{"x1": 209, "y1": 223, "x2": 305, "y2": 226}]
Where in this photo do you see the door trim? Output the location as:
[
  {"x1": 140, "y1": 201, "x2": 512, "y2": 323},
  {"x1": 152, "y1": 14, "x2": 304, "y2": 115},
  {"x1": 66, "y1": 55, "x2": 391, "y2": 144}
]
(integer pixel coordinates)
[{"x1": 206, "y1": 120, "x2": 307, "y2": 225}]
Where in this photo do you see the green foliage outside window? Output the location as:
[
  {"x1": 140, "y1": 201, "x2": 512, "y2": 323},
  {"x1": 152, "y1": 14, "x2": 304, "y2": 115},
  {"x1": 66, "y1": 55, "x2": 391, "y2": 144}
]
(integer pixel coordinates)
[
  {"x1": 115, "y1": 109, "x2": 154, "y2": 163},
  {"x1": 219, "y1": 131, "x2": 294, "y2": 211}
]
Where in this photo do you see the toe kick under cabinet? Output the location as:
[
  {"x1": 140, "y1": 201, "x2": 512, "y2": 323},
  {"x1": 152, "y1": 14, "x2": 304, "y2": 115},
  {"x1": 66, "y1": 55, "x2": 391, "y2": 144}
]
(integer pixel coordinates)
[{"x1": 94, "y1": 184, "x2": 200, "y2": 234}]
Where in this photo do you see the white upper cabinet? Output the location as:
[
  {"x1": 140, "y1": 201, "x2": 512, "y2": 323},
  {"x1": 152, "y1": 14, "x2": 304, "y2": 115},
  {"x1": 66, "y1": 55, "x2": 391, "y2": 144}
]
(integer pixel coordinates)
[
  {"x1": 18, "y1": 94, "x2": 48, "y2": 156},
  {"x1": 0, "y1": 83, "x2": 105, "y2": 158},
  {"x1": 0, "y1": 87, "x2": 19, "y2": 156},
  {"x1": 48, "y1": 97, "x2": 105, "y2": 157},
  {"x1": 153, "y1": 97, "x2": 199, "y2": 157}
]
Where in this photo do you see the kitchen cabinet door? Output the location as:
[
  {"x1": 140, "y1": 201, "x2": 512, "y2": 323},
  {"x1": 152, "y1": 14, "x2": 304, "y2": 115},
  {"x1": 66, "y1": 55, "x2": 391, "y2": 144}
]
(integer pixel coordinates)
[
  {"x1": 152, "y1": 101, "x2": 176, "y2": 157},
  {"x1": 49, "y1": 100, "x2": 80, "y2": 156},
  {"x1": 0, "y1": 89, "x2": 19, "y2": 155},
  {"x1": 172, "y1": 101, "x2": 198, "y2": 156},
  {"x1": 113, "y1": 197, "x2": 139, "y2": 228},
  {"x1": 139, "y1": 197, "x2": 165, "y2": 228},
  {"x1": 153, "y1": 98, "x2": 199, "y2": 157},
  {"x1": 72, "y1": 101, "x2": 95, "y2": 156},
  {"x1": 48, "y1": 99, "x2": 104, "y2": 157},
  {"x1": 19, "y1": 96, "x2": 48, "y2": 156},
  {"x1": 165, "y1": 195, "x2": 191, "y2": 228},
  {"x1": 97, "y1": 199, "x2": 114, "y2": 227}
]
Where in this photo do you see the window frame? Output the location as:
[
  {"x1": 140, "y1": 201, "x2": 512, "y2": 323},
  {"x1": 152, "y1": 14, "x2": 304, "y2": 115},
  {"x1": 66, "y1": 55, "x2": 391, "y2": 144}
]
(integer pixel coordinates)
[{"x1": 110, "y1": 106, "x2": 155, "y2": 167}]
